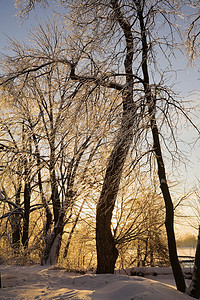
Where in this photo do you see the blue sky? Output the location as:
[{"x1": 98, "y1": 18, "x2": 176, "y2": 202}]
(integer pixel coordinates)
[
  {"x1": 0, "y1": 1, "x2": 34, "y2": 50},
  {"x1": 0, "y1": 0, "x2": 57, "y2": 52}
]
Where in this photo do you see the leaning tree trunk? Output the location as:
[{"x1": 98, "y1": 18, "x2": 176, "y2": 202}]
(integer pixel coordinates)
[
  {"x1": 96, "y1": 0, "x2": 136, "y2": 274},
  {"x1": 134, "y1": 0, "x2": 186, "y2": 292},
  {"x1": 96, "y1": 124, "x2": 133, "y2": 273}
]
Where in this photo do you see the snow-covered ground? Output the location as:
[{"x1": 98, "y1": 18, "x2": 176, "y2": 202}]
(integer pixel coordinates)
[{"x1": 0, "y1": 265, "x2": 194, "y2": 299}]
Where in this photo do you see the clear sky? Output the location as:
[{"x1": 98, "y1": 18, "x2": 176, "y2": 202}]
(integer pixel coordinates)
[
  {"x1": 0, "y1": 0, "x2": 200, "y2": 235},
  {"x1": 0, "y1": 0, "x2": 57, "y2": 51},
  {"x1": 0, "y1": 1, "x2": 35, "y2": 49}
]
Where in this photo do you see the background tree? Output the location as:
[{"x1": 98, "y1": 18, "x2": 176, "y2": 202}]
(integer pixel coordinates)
[{"x1": 0, "y1": 20, "x2": 124, "y2": 265}]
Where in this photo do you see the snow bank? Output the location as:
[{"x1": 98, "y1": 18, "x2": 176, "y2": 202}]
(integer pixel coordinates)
[{"x1": 0, "y1": 265, "x2": 193, "y2": 300}]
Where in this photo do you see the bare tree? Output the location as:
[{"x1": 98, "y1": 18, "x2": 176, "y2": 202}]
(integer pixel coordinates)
[
  {"x1": 0, "y1": 19, "x2": 121, "y2": 265},
  {"x1": 0, "y1": 117, "x2": 35, "y2": 252}
]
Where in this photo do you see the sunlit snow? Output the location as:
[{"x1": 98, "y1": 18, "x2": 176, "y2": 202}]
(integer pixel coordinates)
[{"x1": 0, "y1": 265, "x2": 193, "y2": 299}]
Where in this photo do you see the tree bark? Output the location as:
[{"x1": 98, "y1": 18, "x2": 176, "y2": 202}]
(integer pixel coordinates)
[
  {"x1": 11, "y1": 185, "x2": 21, "y2": 250},
  {"x1": 96, "y1": 0, "x2": 136, "y2": 274},
  {"x1": 22, "y1": 181, "x2": 31, "y2": 247},
  {"x1": 50, "y1": 156, "x2": 60, "y2": 225},
  {"x1": 41, "y1": 210, "x2": 65, "y2": 265},
  {"x1": 21, "y1": 124, "x2": 31, "y2": 248},
  {"x1": 134, "y1": 0, "x2": 186, "y2": 292},
  {"x1": 96, "y1": 129, "x2": 132, "y2": 273},
  {"x1": 31, "y1": 130, "x2": 52, "y2": 235},
  {"x1": 150, "y1": 110, "x2": 186, "y2": 292},
  {"x1": 48, "y1": 93, "x2": 61, "y2": 225}
]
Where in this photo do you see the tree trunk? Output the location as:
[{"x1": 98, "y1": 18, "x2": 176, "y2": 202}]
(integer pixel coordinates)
[
  {"x1": 21, "y1": 123, "x2": 31, "y2": 248},
  {"x1": 187, "y1": 225, "x2": 200, "y2": 299},
  {"x1": 96, "y1": 99, "x2": 136, "y2": 274},
  {"x1": 38, "y1": 169, "x2": 52, "y2": 235},
  {"x1": 49, "y1": 137, "x2": 60, "y2": 225},
  {"x1": 11, "y1": 215, "x2": 21, "y2": 250},
  {"x1": 11, "y1": 185, "x2": 21, "y2": 251},
  {"x1": 151, "y1": 118, "x2": 186, "y2": 292},
  {"x1": 134, "y1": 0, "x2": 186, "y2": 292},
  {"x1": 43, "y1": 141, "x2": 61, "y2": 263},
  {"x1": 32, "y1": 131, "x2": 52, "y2": 234},
  {"x1": 96, "y1": 0, "x2": 136, "y2": 274},
  {"x1": 96, "y1": 209, "x2": 119, "y2": 273},
  {"x1": 42, "y1": 137, "x2": 89, "y2": 265},
  {"x1": 41, "y1": 210, "x2": 65, "y2": 265},
  {"x1": 22, "y1": 181, "x2": 31, "y2": 247},
  {"x1": 50, "y1": 169, "x2": 60, "y2": 224}
]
